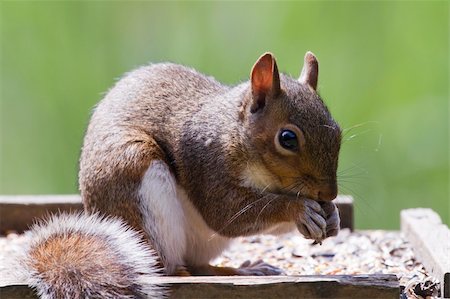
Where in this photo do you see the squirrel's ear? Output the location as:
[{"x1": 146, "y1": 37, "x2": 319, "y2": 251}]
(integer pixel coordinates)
[
  {"x1": 250, "y1": 52, "x2": 281, "y2": 113},
  {"x1": 299, "y1": 51, "x2": 319, "y2": 91}
]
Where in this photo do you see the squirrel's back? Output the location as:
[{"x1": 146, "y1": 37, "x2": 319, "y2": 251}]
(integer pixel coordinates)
[
  {"x1": 81, "y1": 62, "x2": 233, "y2": 164},
  {"x1": 98, "y1": 62, "x2": 229, "y2": 121},
  {"x1": 22, "y1": 213, "x2": 163, "y2": 299}
]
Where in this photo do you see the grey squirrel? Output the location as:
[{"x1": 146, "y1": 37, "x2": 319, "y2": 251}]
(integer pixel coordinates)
[{"x1": 21, "y1": 51, "x2": 341, "y2": 298}]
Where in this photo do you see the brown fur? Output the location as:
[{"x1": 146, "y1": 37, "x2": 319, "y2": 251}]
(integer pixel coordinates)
[
  {"x1": 78, "y1": 52, "x2": 341, "y2": 274},
  {"x1": 29, "y1": 234, "x2": 138, "y2": 298},
  {"x1": 25, "y1": 213, "x2": 162, "y2": 299}
]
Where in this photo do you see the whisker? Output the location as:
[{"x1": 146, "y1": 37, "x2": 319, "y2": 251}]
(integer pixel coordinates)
[
  {"x1": 279, "y1": 181, "x2": 307, "y2": 196},
  {"x1": 343, "y1": 129, "x2": 373, "y2": 143},
  {"x1": 254, "y1": 197, "x2": 276, "y2": 227},
  {"x1": 261, "y1": 183, "x2": 272, "y2": 193},
  {"x1": 319, "y1": 124, "x2": 339, "y2": 131},
  {"x1": 338, "y1": 173, "x2": 369, "y2": 180},
  {"x1": 338, "y1": 183, "x2": 374, "y2": 211},
  {"x1": 342, "y1": 121, "x2": 380, "y2": 134},
  {"x1": 209, "y1": 196, "x2": 268, "y2": 240},
  {"x1": 338, "y1": 162, "x2": 368, "y2": 175},
  {"x1": 374, "y1": 133, "x2": 383, "y2": 152},
  {"x1": 338, "y1": 179, "x2": 366, "y2": 186}
]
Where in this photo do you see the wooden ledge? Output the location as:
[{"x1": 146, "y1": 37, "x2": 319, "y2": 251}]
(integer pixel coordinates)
[
  {"x1": 401, "y1": 208, "x2": 450, "y2": 298},
  {"x1": 0, "y1": 194, "x2": 353, "y2": 234},
  {"x1": 0, "y1": 195, "x2": 84, "y2": 235},
  {"x1": 1, "y1": 274, "x2": 398, "y2": 299}
]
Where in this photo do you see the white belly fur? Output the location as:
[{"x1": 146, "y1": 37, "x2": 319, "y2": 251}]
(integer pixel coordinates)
[
  {"x1": 138, "y1": 160, "x2": 231, "y2": 274},
  {"x1": 176, "y1": 185, "x2": 232, "y2": 267}
]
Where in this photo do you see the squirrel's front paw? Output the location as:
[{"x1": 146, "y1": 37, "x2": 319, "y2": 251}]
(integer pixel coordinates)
[
  {"x1": 320, "y1": 201, "x2": 340, "y2": 238},
  {"x1": 296, "y1": 198, "x2": 327, "y2": 242},
  {"x1": 296, "y1": 199, "x2": 341, "y2": 243}
]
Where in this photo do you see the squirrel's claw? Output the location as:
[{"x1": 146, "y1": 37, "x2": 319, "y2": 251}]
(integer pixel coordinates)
[
  {"x1": 297, "y1": 198, "x2": 327, "y2": 242},
  {"x1": 320, "y1": 201, "x2": 340, "y2": 238}
]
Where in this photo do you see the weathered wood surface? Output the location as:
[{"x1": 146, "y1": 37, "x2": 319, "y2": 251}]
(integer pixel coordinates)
[
  {"x1": 0, "y1": 274, "x2": 398, "y2": 299},
  {"x1": 0, "y1": 194, "x2": 353, "y2": 234},
  {"x1": 0, "y1": 195, "x2": 83, "y2": 235},
  {"x1": 335, "y1": 195, "x2": 353, "y2": 231},
  {"x1": 401, "y1": 208, "x2": 450, "y2": 298}
]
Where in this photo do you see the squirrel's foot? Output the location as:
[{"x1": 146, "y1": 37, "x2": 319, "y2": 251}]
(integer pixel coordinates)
[
  {"x1": 187, "y1": 261, "x2": 283, "y2": 276},
  {"x1": 320, "y1": 201, "x2": 340, "y2": 238},
  {"x1": 296, "y1": 198, "x2": 327, "y2": 242},
  {"x1": 236, "y1": 259, "x2": 284, "y2": 276}
]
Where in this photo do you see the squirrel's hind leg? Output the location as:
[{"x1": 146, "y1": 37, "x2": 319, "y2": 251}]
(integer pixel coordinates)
[{"x1": 81, "y1": 132, "x2": 187, "y2": 275}]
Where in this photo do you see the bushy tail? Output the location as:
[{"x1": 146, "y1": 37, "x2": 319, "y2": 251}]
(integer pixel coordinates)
[{"x1": 22, "y1": 213, "x2": 164, "y2": 299}]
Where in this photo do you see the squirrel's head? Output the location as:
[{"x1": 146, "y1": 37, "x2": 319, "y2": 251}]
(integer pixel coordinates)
[{"x1": 240, "y1": 52, "x2": 341, "y2": 202}]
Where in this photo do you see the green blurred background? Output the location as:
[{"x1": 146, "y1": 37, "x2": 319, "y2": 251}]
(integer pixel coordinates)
[{"x1": 1, "y1": 1, "x2": 448, "y2": 229}]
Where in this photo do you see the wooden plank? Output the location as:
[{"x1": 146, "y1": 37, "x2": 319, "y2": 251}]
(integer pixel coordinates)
[
  {"x1": 0, "y1": 195, "x2": 83, "y2": 235},
  {"x1": 401, "y1": 208, "x2": 450, "y2": 298},
  {"x1": 335, "y1": 195, "x2": 354, "y2": 231},
  {"x1": 0, "y1": 284, "x2": 36, "y2": 299},
  {"x1": 0, "y1": 195, "x2": 353, "y2": 234},
  {"x1": 0, "y1": 274, "x2": 398, "y2": 299},
  {"x1": 165, "y1": 275, "x2": 398, "y2": 298}
]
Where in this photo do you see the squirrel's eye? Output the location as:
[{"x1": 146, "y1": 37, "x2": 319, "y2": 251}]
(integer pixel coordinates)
[{"x1": 279, "y1": 129, "x2": 298, "y2": 151}]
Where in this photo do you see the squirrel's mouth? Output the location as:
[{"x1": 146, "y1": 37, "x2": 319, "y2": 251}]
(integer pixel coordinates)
[
  {"x1": 288, "y1": 176, "x2": 338, "y2": 202},
  {"x1": 241, "y1": 164, "x2": 337, "y2": 202}
]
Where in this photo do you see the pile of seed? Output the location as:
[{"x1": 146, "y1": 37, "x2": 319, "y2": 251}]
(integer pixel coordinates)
[
  {"x1": 0, "y1": 229, "x2": 441, "y2": 298},
  {"x1": 214, "y1": 229, "x2": 440, "y2": 298}
]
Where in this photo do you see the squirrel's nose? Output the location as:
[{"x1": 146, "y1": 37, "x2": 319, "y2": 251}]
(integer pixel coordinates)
[{"x1": 318, "y1": 183, "x2": 337, "y2": 201}]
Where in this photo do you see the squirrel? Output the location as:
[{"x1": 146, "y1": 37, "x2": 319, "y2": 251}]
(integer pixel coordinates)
[{"x1": 20, "y1": 51, "x2": 342, "y2": 298}]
